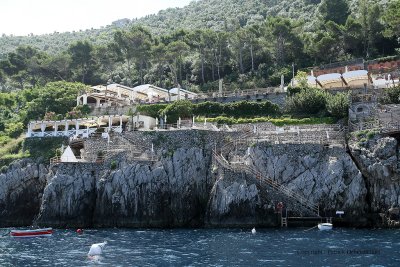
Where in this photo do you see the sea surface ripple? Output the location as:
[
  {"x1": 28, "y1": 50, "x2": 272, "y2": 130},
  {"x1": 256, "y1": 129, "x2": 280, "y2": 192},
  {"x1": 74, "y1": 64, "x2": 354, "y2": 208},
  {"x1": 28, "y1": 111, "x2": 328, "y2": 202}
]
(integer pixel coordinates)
[{"x1": 0, "y1": 228, "x2": 399, "y2": 266}]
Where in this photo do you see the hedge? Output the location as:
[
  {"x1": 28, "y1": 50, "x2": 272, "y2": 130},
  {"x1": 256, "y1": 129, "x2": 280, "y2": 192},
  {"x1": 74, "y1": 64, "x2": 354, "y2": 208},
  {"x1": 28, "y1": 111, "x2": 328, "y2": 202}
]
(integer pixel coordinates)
[
  {"x1": 136, "y1": 104, "x2": 168, "y2": 118},
  {"x1": 204, "y1": 116, "x2": 335, "y2": 125},
  {"x1": 193, "y1": 100, "x2": 281, "y2": 118}
]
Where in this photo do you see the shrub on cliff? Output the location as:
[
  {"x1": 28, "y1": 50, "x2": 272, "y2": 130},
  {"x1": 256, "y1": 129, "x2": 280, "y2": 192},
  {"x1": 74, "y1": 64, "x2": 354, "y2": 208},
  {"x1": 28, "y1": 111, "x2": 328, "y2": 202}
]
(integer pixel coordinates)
[
  {"x1": 136, "y1": 103, "x2": 168, "y2": 118},
  {"x1": 379, "y1": 85, "x2": 400, "y2": 104},
  {"x1": 285, "y1": 87, "x2": 348, "y2": 119},
  {"x1": 4, "y1": 122, "x2": 24, "y2": 138},
  {"x1": 160, "y1": 100, "x2": 194, "y2": 123},
  {"x1": 192, "y1": 101, "x2": 224, "y2": 117},
  {"x1": 285, "y1": 87, "x2": 328, "y2": 116},
  {"x1": 23, "y1": 137, "x2": 68, "y2": 163},
  {"x1": 74, "y1": 104, "x2": 91, "y2": 116},
  {"x1": 223, "y1": 101, "x2": 281, "y2": 117},
  {"x1": 326, "y1": 92, "x2": 349, "y2": 119},
  {"x1": 287, "y1": 86, "x2": 303, "y2": 96},
  {"x1": 192, "y1": 100, "x2": 281, "y2": 118},
  {"x1": 110, "y1": 160, "x2": 117, "y2": 170}
]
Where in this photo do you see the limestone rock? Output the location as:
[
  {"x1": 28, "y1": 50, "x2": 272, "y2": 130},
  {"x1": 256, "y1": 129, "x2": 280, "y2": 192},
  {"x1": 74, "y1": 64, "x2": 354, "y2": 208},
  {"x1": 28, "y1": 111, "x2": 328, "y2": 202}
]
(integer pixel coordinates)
[
  {"x1": 93, "y1": 148, "x2": 212, "y2": 227},
  {"x1": 0, "y1": 159, "x2": 47, "y2": 227},
  {"x1": 35, "y1": 163, "x2": 98, "y2": 228},
  {"x1": 5, "y1": 130, "x2": 395, "y2": 228},
  {"x1": 248, "y1": 144, "x2": 367, "y2": 220},
  {"x1": 207, "y1": 177, "x2": 264, "y2": 226},
  {"x1": 349, "y1": 136, "x2": 400, "y2": 212}
]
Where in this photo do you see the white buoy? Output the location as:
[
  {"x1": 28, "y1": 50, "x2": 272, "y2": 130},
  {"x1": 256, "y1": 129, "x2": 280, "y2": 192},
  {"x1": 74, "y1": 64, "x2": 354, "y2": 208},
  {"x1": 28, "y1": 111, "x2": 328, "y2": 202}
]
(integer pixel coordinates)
[
  {"x1": 251, "y1": 227, "x2": 256, "y2": 234},
  {"x1": 88, "y1": 241, "x2": 107, "y2": 256},
  {"x1": 318, "y1": 223, "x2": 333, "y2": 231}
]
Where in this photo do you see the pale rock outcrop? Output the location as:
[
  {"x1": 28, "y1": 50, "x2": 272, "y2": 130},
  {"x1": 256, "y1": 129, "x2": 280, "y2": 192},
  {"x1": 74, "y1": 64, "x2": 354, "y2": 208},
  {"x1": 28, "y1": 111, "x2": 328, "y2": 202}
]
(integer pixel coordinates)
[
  {"x1": 247, "y1": 144, "x2": 368, "y2": 219},
  {"x1": 0, "y1": 159, "x2": 47, "y2": 227},
  {"x1": 349, "y1": 136, "x2": 400, "y2": 212},
  {"x1": 207, "y1": 176, "x2": 272, "y2": 226},
  {"x1": 35, "y1": 163, "x2": 99, "y2": 228},
  {"x1": 93, "y1": 148, "x2": 212, "y2": 227},
  {"x1": 34, "y1": 142, "x2": 372, "y2": 227},
  {"x1": 9, "y1": 132, "x2": 399, "y2": 228}
]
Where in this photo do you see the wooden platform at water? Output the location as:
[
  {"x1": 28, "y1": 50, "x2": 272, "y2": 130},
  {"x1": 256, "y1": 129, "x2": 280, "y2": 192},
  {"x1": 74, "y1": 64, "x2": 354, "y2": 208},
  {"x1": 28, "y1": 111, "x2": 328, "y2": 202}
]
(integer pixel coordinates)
[{"x1": 282, "y1": 217, "x2": 333, "y2": 227}]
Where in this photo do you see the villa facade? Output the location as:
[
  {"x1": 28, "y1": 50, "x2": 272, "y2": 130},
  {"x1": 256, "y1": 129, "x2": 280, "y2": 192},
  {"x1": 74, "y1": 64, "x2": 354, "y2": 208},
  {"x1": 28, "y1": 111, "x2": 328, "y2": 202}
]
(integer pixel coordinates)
[
  {"x1": 76, "y1": 83, "x2": 198, "y2": 108},
  {"x1": 26, "y1": 114, "x2": 156, "y2": 138}
]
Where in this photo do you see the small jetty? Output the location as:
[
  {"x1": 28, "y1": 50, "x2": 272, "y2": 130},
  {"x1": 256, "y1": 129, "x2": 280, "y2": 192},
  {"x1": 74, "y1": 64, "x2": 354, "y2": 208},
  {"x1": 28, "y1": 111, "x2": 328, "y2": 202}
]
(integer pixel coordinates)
[{"x1": 280, "y1": 215, "x2": 333, "y2": 228}]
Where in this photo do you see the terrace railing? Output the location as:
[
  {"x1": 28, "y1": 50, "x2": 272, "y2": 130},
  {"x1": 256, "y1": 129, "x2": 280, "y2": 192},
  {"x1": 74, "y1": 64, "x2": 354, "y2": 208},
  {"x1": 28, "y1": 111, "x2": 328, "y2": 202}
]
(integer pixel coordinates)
[{"x1": 212, "y1": 151, "x2": 320, "y2": 216}]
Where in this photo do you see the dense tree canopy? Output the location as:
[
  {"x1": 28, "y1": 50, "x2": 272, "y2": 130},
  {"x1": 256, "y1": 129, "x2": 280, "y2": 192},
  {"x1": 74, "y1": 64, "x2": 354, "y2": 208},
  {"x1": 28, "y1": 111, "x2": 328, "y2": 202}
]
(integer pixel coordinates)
[
  {"x1": 1, "y1": 0, "x2": 398, "y2": 165},
  {"x1": 68, "y1": 41, "x2": 97, "y2": 84},
  {"x1": 318, "y1": 0, "x2": 350, "y2": 25},
  {"x1": 0, "y1": 0, "x2": 398, "y2": 93},
  {"x1": 382, "y1": 0, "x2": 400, "y2": 39},
  {"x1": 22, "y1": 81, "x2": 87, "y2": 122},
  {"x1": 0, "y1": 81, "x2": 86, "y2": 146}
]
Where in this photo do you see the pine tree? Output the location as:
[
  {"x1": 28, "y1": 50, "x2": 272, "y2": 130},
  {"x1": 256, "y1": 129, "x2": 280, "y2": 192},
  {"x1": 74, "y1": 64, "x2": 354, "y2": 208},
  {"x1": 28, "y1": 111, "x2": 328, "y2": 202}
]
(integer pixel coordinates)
[{"x1": 318, "y1": 0, "x2": 350, "y2": 25}]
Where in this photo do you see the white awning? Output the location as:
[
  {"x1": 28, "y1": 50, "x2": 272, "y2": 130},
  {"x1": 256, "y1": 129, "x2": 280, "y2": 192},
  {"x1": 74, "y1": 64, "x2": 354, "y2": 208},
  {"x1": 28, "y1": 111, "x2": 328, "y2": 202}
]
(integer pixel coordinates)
[
  {"x1": 61, "y1": 146, "x2": 77, "y2": 162},
  {"x1": 316, "y1": 73, "x2": 343, "y2": 88}
]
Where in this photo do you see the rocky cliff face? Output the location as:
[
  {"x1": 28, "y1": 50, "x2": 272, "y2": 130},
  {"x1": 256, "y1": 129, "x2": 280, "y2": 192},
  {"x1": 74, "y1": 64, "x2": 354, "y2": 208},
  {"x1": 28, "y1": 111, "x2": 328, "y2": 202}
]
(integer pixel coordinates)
[
  {"x1": 247, "y1": 145, "x2": 368, "y2": 218},
  {"x1": 349, "y1": 136, "x2": 400, "y2": 214},
  {"x1": 207, "y1": 174, "x2": 279, "y2": 227},
  {"x1": 207, "y1": 143, "x2": 368, "y2": 226},
  {"x1": 35, "y1": 163, "x2": 99, "y2": 228},
  {"x1": 3, "y1": 133, "x2": 399, "y2": 228},
  {"x1": 0, "y1": 159, "x2": 47, "y2": 227},
  {"x1": 93, "y1": 148, "x2": 212, "y2": 227}
]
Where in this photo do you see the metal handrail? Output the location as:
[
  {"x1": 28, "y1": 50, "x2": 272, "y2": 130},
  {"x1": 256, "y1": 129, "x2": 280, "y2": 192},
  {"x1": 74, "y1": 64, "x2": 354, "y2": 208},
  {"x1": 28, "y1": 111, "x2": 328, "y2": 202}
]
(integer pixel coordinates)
[
  {"x1": 213, "y1": 151, "x2": 319, "y2": 216},
  {"x1": 234, "y1": 162, "x2": 319, "y2": 213},
  {"x1": 242, "y1": 165, "x2": 318, "y2": 214},
  {"x1": 196, "y1": 87, "x2": 279, "y2": 99},
  {"x1": 50, "y1": 156, "x2": 105, "y2": 164}
]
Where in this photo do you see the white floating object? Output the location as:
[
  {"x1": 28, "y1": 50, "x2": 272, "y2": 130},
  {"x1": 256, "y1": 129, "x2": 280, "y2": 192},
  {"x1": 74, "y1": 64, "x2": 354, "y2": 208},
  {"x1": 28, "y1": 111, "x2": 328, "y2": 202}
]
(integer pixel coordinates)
[
  {"x1": 251, "y1": 227, "x2": 256, "y2": 234},
  {"x1": 88, "y1": 241, "x2": 107, "y2": 256},
  {"x1": 318, "y1": 223, "x2": 333, "y2": 231}
]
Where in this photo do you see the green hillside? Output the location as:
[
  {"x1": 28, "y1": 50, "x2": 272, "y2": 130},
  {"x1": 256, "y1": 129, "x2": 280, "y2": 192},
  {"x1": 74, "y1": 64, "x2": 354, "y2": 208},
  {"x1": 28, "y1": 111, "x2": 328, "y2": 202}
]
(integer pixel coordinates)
[
  {"x1": 0, "y1": 0, "x2": 398, "y2": 93},
  {"x1": 0, "y1": 0, "x2": 391, "y2": 57},
  {"x1": 0, "y1": 0, "x2": 399, "y2": 165}
]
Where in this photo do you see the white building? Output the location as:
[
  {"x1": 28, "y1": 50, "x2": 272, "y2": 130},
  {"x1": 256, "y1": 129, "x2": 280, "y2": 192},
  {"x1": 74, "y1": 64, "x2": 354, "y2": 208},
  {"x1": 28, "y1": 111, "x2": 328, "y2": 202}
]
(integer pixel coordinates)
[
  {"x1": 26, "y1": 115, "x2": 157, "y2": 138},
  {"x1": 294, "y1": 70, "x2": 373, "y2": 89},
  {"x1": 169, "y1": 87, "x2": 198, "y2": 101},
  {"x1": 76, "y1": 83, "x2": 175, "y2": 108},
  {"x1": 132, "y1": 84, "x2": 170, "y2": 103}
]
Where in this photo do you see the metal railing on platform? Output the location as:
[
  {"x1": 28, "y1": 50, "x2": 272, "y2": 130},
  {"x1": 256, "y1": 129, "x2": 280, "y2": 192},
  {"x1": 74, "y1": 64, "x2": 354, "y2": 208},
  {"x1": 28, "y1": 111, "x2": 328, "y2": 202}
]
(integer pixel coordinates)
[
  {"x1": 213, "y1": 127, "x2": 320, "y2": 216},
  {"x1": 213, "y1": 151, "x2": 319, "y2": 216},
  {"x1": 196, "y1": 87, "x2": 279, "y2": 99},
  {"x1": 49, "y1": 156, "x2": 105, "y2": 164}
]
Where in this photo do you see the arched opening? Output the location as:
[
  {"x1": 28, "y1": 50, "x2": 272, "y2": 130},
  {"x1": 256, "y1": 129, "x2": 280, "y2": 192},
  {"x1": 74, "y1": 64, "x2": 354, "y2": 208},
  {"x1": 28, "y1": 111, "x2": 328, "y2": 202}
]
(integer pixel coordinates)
[{"x1": 87, "y1": 97, "x2": 97, "y2": 104}]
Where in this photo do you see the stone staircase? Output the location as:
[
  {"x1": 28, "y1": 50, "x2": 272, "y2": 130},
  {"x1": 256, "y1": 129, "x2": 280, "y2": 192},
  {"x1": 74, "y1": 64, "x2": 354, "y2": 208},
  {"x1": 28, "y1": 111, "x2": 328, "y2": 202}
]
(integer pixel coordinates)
[
  {"x1": 255, "y1": 124, "x2": 347, "y2": 146},
  {"x1": 118, "y1": 134, "x2": 157, "y2": 161},
  {"x1": 84, "y1": 133, "x2": 156, "y2": 162},
  {"x1": 213, "y1": 151, "x2": 320, "y2": 216},
  {"x1": 213, "y1": 129, "x2": 320, "y2": 217}
]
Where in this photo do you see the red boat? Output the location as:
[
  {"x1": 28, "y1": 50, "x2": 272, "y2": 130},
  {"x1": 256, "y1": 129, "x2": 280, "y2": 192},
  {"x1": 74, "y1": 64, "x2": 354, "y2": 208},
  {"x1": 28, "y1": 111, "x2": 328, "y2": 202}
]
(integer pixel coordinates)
[{"x1": 10, "y1": 228, "x2": 53, "y2": 238}]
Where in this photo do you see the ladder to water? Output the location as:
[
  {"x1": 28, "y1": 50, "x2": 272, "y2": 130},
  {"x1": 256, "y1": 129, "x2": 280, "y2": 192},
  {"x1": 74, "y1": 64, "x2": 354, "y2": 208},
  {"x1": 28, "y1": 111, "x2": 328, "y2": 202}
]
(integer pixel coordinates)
[{"x1": 281, "y1": 215, "x2": 288, "y2": 227}]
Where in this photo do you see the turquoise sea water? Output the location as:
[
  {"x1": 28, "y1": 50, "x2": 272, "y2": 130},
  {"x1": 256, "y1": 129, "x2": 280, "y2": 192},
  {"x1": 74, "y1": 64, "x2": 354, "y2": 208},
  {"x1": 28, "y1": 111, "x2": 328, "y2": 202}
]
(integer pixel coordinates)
[{"x1": 0, "y1": 228, "x2": 399, "y2": 266}]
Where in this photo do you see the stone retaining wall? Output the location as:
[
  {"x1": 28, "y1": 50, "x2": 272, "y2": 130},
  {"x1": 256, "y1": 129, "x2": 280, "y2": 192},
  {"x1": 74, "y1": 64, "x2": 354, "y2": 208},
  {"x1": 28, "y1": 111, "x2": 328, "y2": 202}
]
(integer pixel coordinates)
[{"x1": 192, "y1": 92, "x2": 286, "y2": 107}]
